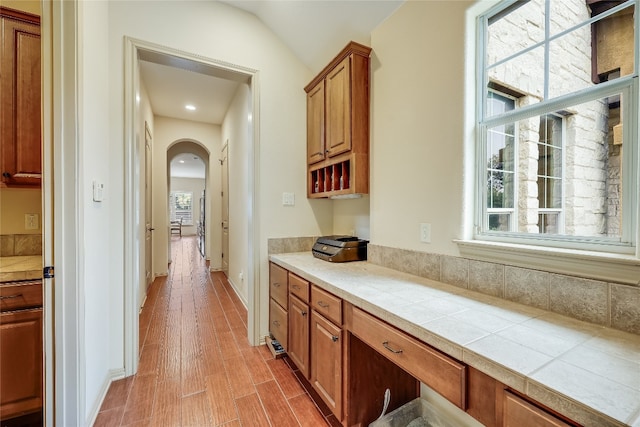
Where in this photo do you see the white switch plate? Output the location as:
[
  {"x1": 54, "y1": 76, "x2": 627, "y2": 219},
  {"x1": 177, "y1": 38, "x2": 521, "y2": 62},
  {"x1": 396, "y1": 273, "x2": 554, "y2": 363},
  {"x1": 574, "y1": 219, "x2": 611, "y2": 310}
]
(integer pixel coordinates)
[
  {"x1": 420, "y1": 223, "x2": 431, "y2": 243},
  {"x1": 282, "y1": 192, "x2": 295, "y2": 206},
  {"x1": 93, "y1": 181, "x2": 104, "y2": 202}
]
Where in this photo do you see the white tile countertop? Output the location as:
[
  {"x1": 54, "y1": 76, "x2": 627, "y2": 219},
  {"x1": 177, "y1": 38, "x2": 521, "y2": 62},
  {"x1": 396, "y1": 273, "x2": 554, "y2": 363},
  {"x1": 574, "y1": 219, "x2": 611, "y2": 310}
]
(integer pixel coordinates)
[{"x1": 269, "y1": 252, "x2": 640, "y2": 427}]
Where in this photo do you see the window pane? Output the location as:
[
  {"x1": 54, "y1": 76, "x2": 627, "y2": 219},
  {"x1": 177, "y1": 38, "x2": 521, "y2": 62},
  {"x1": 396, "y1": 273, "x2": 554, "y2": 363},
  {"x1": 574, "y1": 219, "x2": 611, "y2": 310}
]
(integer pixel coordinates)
[
  {"x1": 488, "y1": 213, "x2": 512, "y2": 232},
  {"x1": 487, "y1": 46, "x2": 544, "y2": 110},
  {"x1": 484, "y1": 92, "x2": 624, "y2": 238},
  {"x1": 539, "y1": 212, "x2": 561, "y2": 234},
  {"x1": 486, "y1": 0, "x2": 545, "y2": 67},
  {"x1": 548, "y1": 26, "x2": 594, "y2": 99}
]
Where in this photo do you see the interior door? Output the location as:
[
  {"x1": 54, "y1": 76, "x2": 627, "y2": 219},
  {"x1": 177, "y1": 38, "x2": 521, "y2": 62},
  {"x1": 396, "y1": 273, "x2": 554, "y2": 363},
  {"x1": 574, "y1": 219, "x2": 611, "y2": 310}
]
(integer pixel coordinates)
[
  {"x1": 144, "y1": 123, "x2": 153, "y2": 292},
  {"x1": 221, "y1": 142, "x2": 229, "y2": 276}
]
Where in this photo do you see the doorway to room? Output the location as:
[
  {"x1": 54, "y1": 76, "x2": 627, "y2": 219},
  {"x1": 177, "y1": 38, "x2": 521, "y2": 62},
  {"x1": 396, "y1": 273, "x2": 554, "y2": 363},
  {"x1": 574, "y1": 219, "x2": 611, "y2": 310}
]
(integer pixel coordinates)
[{"x1": 124, "y1": 38, "x2": 261, "y2": 376}]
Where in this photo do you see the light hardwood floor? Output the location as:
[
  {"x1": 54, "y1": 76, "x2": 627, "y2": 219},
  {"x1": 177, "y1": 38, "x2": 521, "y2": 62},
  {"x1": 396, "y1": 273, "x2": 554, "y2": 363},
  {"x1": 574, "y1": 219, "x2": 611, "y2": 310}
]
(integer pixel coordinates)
[{"x1": 94, "y1": 236, "x2": 329, "y2": 426}]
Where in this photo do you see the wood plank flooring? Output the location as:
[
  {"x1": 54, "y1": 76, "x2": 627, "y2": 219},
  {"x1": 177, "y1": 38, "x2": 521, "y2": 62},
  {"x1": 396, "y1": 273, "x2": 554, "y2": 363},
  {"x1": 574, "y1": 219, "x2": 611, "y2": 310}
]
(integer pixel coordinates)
[{"x1": 94, "y1": 236, "x2": 329, "y2": 426}]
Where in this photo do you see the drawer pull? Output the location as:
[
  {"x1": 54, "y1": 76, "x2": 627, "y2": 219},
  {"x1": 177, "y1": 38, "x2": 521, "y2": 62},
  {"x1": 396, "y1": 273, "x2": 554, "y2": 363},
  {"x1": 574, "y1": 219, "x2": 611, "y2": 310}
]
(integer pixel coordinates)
[
  {"x1": 292, "y1": 284, "x2": 301, "y2": 290},
  {"x1": 317, "y1": 301, "x2": 330, "y2": 308},
  {"x1": 0, "y1": 293, "x2": 23, "y2": 300},
  {"x1": 332, "y1": 335, "x2": 339, "y2": 342},
  {"x1": 273, "y1": 282, "x2": 281, "y2": 287},
  {"x1": 272, "y1": 320, "x2": 281, "y2": 327},
  {"x1": 382, "y1": 341, "x2": 403, "y2": 354}
]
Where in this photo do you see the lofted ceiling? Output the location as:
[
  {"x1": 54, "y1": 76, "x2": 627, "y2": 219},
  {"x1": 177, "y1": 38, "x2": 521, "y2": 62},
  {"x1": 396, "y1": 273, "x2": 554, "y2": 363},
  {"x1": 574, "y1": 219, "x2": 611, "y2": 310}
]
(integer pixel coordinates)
[{"x1": 139, "y1": 0, "x2": 404, "y2": 177}]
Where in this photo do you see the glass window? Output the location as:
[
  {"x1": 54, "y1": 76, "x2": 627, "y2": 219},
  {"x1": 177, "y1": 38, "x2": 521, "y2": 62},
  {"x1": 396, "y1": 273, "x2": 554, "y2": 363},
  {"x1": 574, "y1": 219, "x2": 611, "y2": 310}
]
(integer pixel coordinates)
[
  {"x1": 476, "y1": 0, "x2": 637, "y2": 253},
  {"x1": 169, "y1": 191, "x2": 193, "y2": 226}
]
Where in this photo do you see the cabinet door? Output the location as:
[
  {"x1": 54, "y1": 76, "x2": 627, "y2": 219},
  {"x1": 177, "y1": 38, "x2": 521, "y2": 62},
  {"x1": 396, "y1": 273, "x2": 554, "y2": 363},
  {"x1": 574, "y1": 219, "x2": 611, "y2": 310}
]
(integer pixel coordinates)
[
  {"x1": 269, "y1": 263, "x2": 288, "y2": 309},
  {"x1": 0, "y1": 11, "x2": 41, "y2": 187},
  {"x1": 325, "y1": 56, "x2": 351, "y2": 157},
  {"x1": 307, "y1": 81, "x2": 325, "y2": 165},
  {"x1": 0, "y1": 308, "x2": 43, "y2": 419},
  {"x1": 269, "y1": 298, "x2": 288, "y2": 351},
  {"x1": 504, "y1": 391, "x2": 573, "y2": 427},
  {"x1": 310, "y1": 310, "x2": 342, "y2": 419},
  {"x1": 288, "y1": 295, "x2": 309, "y2": 379}
]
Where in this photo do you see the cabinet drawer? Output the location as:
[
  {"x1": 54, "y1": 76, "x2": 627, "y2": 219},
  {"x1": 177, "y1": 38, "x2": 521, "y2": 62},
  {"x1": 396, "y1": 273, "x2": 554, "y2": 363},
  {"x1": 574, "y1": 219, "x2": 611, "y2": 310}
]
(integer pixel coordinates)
[
  {"x1": 269, "y1": 298, "x2": 288, "y2": 351},
  {"x1": 269, "y1": 263, "x2": 288, "y2": 309},
  {"x1": 504, "y1": 391, "x2": 572, "y2": 427},
  {"x1": 348, "y1": 306, "x2": 466, "y2": 409},
  {"x1": 311, "y1": 286, "x2": 342, "y2": 325},
  {"x1": 0, "y1": 281, "x2": 42, "y2": 312},
  {"x1": 288, "y1": 272, "x2": 309, "y2": 303}
]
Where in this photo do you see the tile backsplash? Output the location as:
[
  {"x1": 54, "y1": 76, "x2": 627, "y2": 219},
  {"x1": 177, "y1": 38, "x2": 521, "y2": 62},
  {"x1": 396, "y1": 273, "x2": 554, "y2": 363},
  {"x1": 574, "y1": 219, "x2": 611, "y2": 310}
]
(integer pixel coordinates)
[
  {"x1": 0, "y1": 234, "x2": 42, "y2": 256},
  {"x1": 368, "y1": 244, "x2": 640, "y2": 336},
  {"x1": 268, "y1": 237, "x2": 639, "y2": 336}
]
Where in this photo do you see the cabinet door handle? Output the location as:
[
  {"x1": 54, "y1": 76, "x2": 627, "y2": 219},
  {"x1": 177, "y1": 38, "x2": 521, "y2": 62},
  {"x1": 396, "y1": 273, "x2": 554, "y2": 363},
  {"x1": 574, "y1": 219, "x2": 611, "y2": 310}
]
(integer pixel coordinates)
[
  {"x1": 382, "y1": 341, "x2": 403, "y2": 354},
  {"x1": 301, "y1": 310, "x2": 307, "y2": 317},
  {"x1": 331, "y1": 335, "x2": 339, "y2": 342},
  {"x1": 272, "y1": 320, "x2": 280, "y2": 327},
  {"x1": 2, "y1": 172, "x2": 11, "y2": 179},
  {"x1": 0, "y1": 293, "x2": 23, "y2": 300},
  {"x1": 317, "y1": 301, "x2": 329, "y2": 308}
]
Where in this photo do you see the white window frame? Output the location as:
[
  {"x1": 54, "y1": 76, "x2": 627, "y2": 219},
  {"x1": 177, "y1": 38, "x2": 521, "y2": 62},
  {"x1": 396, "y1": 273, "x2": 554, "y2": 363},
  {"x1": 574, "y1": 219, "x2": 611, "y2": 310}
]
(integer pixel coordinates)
[{"x1": 458, "y1": 0, "x2": 640, "y2": 285}]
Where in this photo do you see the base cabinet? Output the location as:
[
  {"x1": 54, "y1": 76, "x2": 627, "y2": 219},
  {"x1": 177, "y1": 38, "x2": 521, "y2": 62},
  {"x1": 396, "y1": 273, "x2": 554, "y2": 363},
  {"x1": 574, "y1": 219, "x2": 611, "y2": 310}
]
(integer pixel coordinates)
[
  {"x1": 310, "y1": 310, "x2": 343, "y2": 419},
  {"x1": 269, "y1": 262, "x2": 582, "y2": 427},
  {"x1": 288, "y1": 294, "x2": 310, "y2": 379},
  {"x1": 504, "y1": 391, "x2": 574, "y2": 427},
  {"x1": 269, "y1": 263, "x2": 288, "y2": 350},
  {"x1": 0, "y1": 308, "x2": 43, "y2": 420}
]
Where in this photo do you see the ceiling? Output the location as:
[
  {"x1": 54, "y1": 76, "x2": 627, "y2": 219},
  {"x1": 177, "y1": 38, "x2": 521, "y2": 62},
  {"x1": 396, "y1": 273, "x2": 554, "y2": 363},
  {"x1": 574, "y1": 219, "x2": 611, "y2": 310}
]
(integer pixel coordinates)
[{"x1": 140, "y1": 0, "x2": 404, "y2": 177}]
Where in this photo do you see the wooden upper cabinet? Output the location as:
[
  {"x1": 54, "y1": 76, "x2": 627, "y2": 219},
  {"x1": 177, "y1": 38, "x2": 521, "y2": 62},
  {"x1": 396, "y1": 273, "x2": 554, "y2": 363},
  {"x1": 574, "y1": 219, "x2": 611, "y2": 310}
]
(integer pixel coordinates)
[
  {"x1": 325, "y1": 57, "x2": 351, "y2": 157},
  {"x1": 306, "y1": 81, "x2": 325, "y2": 164},
  {"x1": 305, "y1": 41, "x2": 371, "y2": 198},
  {"x1": 0, "y1": 8, "x2": 41, "y2": 188}
]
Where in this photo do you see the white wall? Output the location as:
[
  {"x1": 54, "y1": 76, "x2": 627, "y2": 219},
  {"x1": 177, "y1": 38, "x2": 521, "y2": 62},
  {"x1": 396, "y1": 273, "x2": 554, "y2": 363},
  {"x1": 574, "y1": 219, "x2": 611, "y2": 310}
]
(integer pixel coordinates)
[
  {"x1": 222, "y1": 85, "x2": 250, "y2": 302},
  {"x1": 78, "y1": 1, "x2": 112, "y2": 422},
  {"x1": 153, "y1": 117, "x2": 221, "y2": 273},
  {"x1": 369, "y1": 0, "x2": 472, "y2": 255}
]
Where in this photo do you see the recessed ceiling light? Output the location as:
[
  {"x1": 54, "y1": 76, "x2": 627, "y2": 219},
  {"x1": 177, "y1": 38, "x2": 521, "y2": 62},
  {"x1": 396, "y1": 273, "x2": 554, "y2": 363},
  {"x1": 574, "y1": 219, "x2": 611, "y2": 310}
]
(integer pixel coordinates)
[{"x1": 185, "y1": 104, "x2": 196, "y2": 111}]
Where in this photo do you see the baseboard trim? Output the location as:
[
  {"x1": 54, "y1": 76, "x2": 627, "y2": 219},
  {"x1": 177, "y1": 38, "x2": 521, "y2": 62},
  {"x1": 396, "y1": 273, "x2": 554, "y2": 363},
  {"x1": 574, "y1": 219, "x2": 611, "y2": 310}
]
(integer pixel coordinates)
[{"x1": 86, "y1": 368, "x2": 126, "y2": 426}]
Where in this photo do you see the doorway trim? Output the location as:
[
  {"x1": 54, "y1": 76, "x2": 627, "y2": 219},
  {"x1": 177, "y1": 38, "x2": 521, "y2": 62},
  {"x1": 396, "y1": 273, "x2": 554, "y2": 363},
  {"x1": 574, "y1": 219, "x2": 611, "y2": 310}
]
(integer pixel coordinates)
[{"x1": 123, "y1": 37, "x2": 261, "y2": 374}]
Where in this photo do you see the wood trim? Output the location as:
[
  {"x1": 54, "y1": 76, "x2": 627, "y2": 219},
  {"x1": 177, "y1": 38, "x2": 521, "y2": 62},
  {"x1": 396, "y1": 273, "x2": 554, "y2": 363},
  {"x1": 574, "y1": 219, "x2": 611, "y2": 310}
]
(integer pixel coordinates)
[
  {"x1": 304, "y1": 41, "x2": 371, "y2": 93},
  {"x1": 0, "y1": 7, "x2": 40, "y2": 24},
  {"x1": 504, "y1": 389, "x2": 581, "y2": 427}
]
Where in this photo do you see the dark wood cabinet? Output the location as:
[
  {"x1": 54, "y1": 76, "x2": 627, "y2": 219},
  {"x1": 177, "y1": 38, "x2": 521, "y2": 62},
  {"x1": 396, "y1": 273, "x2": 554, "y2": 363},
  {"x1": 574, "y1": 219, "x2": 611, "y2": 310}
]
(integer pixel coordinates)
[
  {"x1": 305, "y1": 41, "x2": 371, "y2": 198},
  {"x1": 0, "y1": 281, "x2": 43, "y2": 421},
  {"x1": 268, "y1": 262, "x2": 583, "y2": 427},
  {"x1": 0, "y1": 8, "x2": 41, "y2": 188},
  {"x1": 504, "y1": 391, "x2": 574, "y2": 427},
  {"x1": 310, "y1": 309, "x2": 343, "y2": 419},
  {"x1": 287, "y1": 273, "x2": 310, "y2": 379}
]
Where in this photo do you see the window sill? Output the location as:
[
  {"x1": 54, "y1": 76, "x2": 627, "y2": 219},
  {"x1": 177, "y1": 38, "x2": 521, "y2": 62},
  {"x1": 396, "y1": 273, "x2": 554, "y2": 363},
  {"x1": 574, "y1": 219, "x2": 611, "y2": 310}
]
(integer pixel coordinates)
[{"x1": 455, "y1": 239, "x2": 640, "y2": 286}]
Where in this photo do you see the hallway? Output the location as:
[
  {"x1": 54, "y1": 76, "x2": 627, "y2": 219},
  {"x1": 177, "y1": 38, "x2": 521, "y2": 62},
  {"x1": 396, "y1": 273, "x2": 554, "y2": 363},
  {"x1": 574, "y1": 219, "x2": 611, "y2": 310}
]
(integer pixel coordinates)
[{"x1": 94, "y1": 237, "x2": 330, "y2": 426}]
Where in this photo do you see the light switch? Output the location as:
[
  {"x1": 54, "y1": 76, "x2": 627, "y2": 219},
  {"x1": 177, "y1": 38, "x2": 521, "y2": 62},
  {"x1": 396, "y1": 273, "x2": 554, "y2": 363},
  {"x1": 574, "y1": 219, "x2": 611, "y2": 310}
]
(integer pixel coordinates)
[
  {"x1": 282, "y1": 192, "x2": 295, "y2": 206},
  {"x1": 93, "y1": 181, "x2": 104, "y2": 202}
]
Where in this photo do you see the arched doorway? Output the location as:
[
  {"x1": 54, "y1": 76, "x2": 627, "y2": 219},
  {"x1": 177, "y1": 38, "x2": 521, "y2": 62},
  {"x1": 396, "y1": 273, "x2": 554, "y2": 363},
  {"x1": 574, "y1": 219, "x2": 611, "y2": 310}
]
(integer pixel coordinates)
[{"x1": 166, "y1": 140, "x2": 212, "y2": 266}]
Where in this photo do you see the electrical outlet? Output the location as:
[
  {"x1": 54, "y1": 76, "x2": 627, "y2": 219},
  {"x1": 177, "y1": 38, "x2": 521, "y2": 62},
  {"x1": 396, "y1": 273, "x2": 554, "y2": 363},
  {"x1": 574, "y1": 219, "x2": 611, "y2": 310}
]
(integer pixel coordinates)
[
  {"x1": 25, "y1": 214, "x2": 39, "y2": 230},
  {"x1": 420, "y1": 223, "x2": 431, "y2": 243}
]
